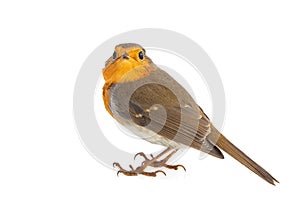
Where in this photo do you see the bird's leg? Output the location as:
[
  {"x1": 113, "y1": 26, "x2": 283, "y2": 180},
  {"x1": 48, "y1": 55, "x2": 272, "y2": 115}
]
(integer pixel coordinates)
[
  {"x1": 149, "y1": 149, "x2": 186, "y2": 171},
  {"x1": 135, "y1": 149, "x2": 186, "y2": 171},
  {"x1": 113, "y1": 148, "x2": 172, "y2": 177}
]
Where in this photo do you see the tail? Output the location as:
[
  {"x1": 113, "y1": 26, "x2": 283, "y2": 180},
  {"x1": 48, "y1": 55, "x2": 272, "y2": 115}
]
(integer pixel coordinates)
[{"x1": 208, "y1": 126, "x2": 279, "y2": 185}]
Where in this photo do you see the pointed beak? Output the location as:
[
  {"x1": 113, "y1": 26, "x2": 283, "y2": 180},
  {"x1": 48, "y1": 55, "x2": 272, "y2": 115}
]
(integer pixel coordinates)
[{"x1": 122, "y1": 53, "x2": 129, "y2": 59}]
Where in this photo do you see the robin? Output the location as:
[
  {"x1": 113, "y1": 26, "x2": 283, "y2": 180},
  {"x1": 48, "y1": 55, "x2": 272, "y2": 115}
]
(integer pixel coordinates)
[{"x1": 102, "y1": 43, "x2": 278, "y2": 185}]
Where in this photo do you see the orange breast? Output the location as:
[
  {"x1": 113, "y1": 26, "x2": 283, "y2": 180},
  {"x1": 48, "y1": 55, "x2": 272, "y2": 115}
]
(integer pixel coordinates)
[
  {"x1": 102, "y1": 82, "x2": 113, "y2": 116},
  {"x1": 102, "y1": 65, "x2": 156, "y2": 118}
]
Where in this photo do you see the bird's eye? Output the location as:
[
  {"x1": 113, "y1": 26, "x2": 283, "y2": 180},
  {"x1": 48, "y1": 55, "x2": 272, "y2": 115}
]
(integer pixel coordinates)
[
  {"x1": 138, "y1": 51, "x2": 144, "y2": 60},
  {"x1": 112, "y1": 51, "x2": 117, "y2": 59}
]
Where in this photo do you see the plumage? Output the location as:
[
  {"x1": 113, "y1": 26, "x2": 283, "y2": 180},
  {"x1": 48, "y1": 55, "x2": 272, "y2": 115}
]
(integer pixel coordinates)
[{"x1": 102, "y1": 43, "x2": 278, "y2": 184}]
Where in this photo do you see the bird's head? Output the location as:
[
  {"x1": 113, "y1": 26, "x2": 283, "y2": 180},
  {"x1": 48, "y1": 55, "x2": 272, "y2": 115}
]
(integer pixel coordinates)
[{"x1": 103, "y1": 43, "x2": 156, "y2": 83}]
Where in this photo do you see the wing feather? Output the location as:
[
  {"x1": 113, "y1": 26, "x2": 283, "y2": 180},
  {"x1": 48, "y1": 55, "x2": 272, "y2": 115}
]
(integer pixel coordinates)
[{"x1": 109, "y1": 68, "x2": 223, "y2": 158}]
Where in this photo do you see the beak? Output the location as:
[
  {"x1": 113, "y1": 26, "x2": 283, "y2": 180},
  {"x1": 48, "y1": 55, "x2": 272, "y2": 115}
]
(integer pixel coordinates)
[{"x1": 122, "y1": 53, "x2": 129, "y2": 59}]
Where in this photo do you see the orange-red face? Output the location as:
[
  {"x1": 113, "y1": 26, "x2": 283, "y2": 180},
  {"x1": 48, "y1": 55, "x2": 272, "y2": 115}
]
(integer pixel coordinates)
[{"x1": 103, "y1": 43, "x2": 155, "y2": 83}]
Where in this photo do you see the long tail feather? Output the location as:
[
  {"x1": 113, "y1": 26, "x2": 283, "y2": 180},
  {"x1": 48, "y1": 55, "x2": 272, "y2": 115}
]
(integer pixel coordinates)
[{"x1": 208, "y1": 127, "x2": 279, "y2": 185}]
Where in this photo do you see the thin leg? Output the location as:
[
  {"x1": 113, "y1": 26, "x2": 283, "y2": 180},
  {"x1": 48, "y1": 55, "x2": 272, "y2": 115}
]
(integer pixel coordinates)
[
  {"x1": 136, "y1": 149, "x2": 186, "y2": 171},
  {"x1": 137, "y1": 148, "x2": 172, "y2": 171},
  {"x1": 150, "y1": 150, "x2": 186, "y2": 171}
]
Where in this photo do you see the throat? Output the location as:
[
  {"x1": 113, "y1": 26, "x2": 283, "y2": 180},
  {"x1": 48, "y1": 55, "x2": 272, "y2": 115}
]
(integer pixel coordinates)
[{"x1": 105, "y1": 65, "x2": 156, "y2": 84}]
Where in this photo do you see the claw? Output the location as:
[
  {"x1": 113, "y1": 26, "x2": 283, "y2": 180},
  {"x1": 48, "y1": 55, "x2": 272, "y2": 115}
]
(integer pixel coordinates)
[
  {"x1": 164, "y1": 164, "x2": 186, "y2": 171},
  {"x1": 134, "y1": 152, "x2": 142, "y2": 160},
  {"x1": 113, "y1": 162, "x2": 121, "y2": 168},
  {"x1": 117, "y1": 170, "x2": 138, "y2": 177},
  {"x1": 179, "y1": 165, "x2": 186, "y2": 171},
  {"x1": 134, "y1": 152, "x2": 149, "y2": 161},
  {"x1": 129, "y1": 165, "x2": 134, "y2": 171},
  {"x1": 156, "y1": 170, "x2": 167, "y2": 176},
  {"x1": 140, "y1": 170, "x2": 166, "y2": 177}
]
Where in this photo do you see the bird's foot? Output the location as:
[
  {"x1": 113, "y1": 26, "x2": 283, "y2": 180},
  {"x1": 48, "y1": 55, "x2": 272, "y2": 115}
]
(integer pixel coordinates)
[
  {"x1": 113, "y1": 162, "x2": 166, "y2": 177},
  {"x1": 135, "y1": 151, "x2": 186, "y2": 171},
  {"x1": 161, "y1": 164, "x2": 186, "y2": 171}
]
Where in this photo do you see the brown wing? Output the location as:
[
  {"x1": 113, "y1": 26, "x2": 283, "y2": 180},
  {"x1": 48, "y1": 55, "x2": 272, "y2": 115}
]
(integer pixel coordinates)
[
  {"x1": 109, "y1": 68, "x2": 223, "y2": 158},
  {"x1": 128, "y1": 83, "x2": 223, "y2": 158}
]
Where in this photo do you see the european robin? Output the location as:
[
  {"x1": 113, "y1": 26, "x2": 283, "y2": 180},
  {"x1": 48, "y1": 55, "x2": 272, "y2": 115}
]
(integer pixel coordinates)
[{"x1": 102, "y1": 43, "x2": 278, "y2": 185}]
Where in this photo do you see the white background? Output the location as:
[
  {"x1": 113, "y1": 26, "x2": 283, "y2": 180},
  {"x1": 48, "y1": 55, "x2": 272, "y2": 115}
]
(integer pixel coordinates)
[{"x1": 0, "y1": 1, "x2": 299, "y2": 199}]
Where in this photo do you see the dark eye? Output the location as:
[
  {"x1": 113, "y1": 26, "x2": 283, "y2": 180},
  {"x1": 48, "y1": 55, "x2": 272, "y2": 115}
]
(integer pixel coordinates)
[
  {"x1": 138, "y1": 51, "x2": 144, "y2": 60},
  {"x1": 112, "y1": 51, "x2": 117, "y2": 59}
]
